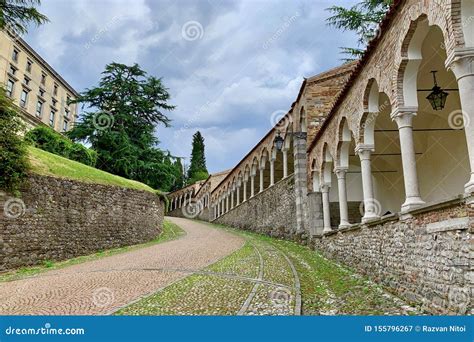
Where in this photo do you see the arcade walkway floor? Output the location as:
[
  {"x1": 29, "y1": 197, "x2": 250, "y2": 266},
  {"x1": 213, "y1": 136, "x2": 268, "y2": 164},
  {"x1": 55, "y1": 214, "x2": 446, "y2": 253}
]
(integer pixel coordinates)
[{"x1": 0, "y1": 217, "x2": 421, "y2": 315}]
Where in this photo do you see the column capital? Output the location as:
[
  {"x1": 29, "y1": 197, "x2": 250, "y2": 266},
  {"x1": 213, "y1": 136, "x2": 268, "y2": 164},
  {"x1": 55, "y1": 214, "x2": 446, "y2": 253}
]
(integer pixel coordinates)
[
  {"x1": 391, "y1": 107, "x2": 418, "y2": 129},
  {"x1": 334, "y1": 166, "x2": 348, "y2": 178},
  {"x1": 355, "y1": 144, "x2": 374, "y2": 159},
  {"x1": 293, "y1": 131, "x2": 307, "y2": 140},
  {"x1": 320, "y1": 184, "x2": 330, "y2": 193},
  {"x1": 445, "y1": 47, "x2": 474, "y2": 81}
]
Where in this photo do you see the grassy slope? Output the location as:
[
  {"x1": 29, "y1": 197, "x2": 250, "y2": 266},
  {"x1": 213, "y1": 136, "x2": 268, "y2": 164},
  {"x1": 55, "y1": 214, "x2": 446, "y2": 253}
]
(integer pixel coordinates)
[
  {"x1": 0, "y1": 219, "x2": 185, "y2": 282},
  {"x1": 28, "y1": 146, "x2": 154, "y2": 192}
]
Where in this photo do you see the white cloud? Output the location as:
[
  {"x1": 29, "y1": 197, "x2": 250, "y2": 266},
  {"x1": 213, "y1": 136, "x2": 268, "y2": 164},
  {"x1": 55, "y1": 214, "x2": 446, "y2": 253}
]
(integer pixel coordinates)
[{"x1": 26, "y1": 0, "x2": 359, "y2": 173}]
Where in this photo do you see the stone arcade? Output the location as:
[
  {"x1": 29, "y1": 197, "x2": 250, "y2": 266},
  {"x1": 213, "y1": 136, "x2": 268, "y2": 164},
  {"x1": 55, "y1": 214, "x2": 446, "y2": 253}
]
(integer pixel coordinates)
[{"x1": 167, "y1": 0, "x2": 474, "y2": 314}]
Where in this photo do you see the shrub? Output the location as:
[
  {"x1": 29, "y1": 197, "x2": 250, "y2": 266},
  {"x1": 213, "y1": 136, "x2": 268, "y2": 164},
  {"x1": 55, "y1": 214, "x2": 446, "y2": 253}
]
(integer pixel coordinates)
[
  {"x1": 0, "y1": 88, "x2": 29, "y2": 193},
  {"x1": 26, "y1": 126, "x2": 97, "y2": 167},
  {"x1": 68, "y1": 143, "x2": 97, "y2": 167}
]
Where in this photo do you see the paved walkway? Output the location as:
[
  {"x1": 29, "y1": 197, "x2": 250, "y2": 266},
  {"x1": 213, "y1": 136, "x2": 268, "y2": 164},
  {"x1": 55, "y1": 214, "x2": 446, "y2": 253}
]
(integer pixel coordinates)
[{"x1": 0, "y1": 217, "x2": 244, "y2": 315}]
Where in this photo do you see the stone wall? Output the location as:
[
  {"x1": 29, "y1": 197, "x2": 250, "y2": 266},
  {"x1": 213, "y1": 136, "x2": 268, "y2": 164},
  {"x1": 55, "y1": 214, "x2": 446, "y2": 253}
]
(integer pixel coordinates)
[
  {"x1": 214, "y1": 175, "x2": 297, "y2": 238},
  {"x1": 0, "y1": 174, "x2": 164, "y2": 271},
  {"x1": 311, "y1": 196, "x2": 473, "y2": 315}
]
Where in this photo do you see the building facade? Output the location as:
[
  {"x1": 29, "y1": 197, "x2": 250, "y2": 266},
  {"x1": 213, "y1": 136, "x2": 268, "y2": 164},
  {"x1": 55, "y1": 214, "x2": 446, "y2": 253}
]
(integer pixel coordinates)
[
  {"x1": 167, "y1": 0, "x2": 473, "y2": 314},
  {"x1": 0, "y1": 30, "x2": 78, "y2": 133}
]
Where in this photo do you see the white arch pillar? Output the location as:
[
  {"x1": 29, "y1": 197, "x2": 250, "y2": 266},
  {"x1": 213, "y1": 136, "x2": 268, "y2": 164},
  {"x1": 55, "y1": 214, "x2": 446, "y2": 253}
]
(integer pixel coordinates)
[
  {"x1": 250, "y1": 173, "x2": 255, "y2": 198},
  {"x1": 335, "y1": 167, "x2": 350, "y2": 228},
  {"x1": 236, "y1": 184, "x2": 241, "y2": 205},
  {"x1": 243, "y1": 178, "x2": 248, "y2": 202},
  {"x1": 392, "y1": 109, "x2": 425, "y2": 211},
  {"x1": 283, "y1": 149, "x2": 288, "y2": 178},
  {"x1": 259, "y1": 167, "x2": 264, "y2": 193},
  {"x1": 231, "y1": 189, "x2": 234, "y2": 209},
  {"x1": 270, "y1": 158, "x2": 275, "y2": 186},
  {"x1": 447, "y1": 49, "x2": 474, "y2": 194},
  {"x1": 356, "y1": 144, "x2": 380, "y2": 222},
  {"x1": 321, "y1": 184, "x2": 332, "y2": 233}
]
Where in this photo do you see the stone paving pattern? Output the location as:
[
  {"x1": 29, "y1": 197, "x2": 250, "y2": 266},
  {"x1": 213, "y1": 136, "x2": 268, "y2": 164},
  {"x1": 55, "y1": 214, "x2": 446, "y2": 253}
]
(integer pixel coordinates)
[
  {"x1": 117, "y1": 222, "x2": 420, "y2": 316},
  {"x1": 0, "y1": 217, "x2": 243, "y2": 315}
]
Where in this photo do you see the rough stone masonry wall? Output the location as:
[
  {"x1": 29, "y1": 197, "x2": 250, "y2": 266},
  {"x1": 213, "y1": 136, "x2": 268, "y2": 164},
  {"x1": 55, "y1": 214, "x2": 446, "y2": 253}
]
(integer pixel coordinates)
[
  {"x1": 311, "y1": 197, "x2": 473, "y2": 315},
  {"x1": 0, "y1": 174, "x2": 164, "y2": 271},
  {"x1": 214, "y1": 175, "x2": 297, "y2": 239}
]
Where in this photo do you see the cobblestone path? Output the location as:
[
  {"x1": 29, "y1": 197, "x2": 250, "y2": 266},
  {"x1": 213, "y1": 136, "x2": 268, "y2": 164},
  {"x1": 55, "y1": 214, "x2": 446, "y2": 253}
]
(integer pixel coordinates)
[
  {"x1": 116, "y1": 237, "x2": 302, "y2": 316},
  {"x1": 117, "y1": 221, "x2": 421, "y2": 316},
  {"x1": 0, "y1": 217, "x2": 243, "y2": 315}
]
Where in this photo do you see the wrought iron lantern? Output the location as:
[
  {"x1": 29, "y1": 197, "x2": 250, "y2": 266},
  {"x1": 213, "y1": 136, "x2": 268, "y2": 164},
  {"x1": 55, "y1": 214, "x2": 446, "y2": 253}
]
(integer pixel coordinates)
[
  {"x1": 426, "y1": 71, "x2": 449, "y2": 111},
  {"x1": 274, "y1": 131, "x2": 284, "y2": 151}
]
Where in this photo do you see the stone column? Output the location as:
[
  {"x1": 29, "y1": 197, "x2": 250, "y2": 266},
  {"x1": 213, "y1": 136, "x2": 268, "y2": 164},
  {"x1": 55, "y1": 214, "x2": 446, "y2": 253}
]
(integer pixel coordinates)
[
  {"x1": 217, "y1": 200, "x2": 220, "y2": 217},
  {"x1": 283, "y1": 149, "x2": 288, "y2": 178},
  {"x1": 392, "y1": 108, "x2": 425, "y2": 211},
  {"x1": 447, "y1": 49, "x2": 474, "y2": 194},
  {"x1": 270, "y1": 158, "x2": 275, "y2": 186},
  {"x1": 250, "y1": 173, "x2": 255, "y2": 198},
  {"x1": 231, "y1": 189, "x2": 234, "y2": 209},
  {"x1": 259, "y1": 167, "x2": 264, "y2": 193},
  {"x1": 236, "y1": 184, "x2": 240, "y2": 205},
  {"x1": 335, "y1": 167, "x2": 350, "y2": 228},
  {"x1": 243, "y1": 178, "x2": 248, "y2": 202},
  {"x1": 356, "y1": 144, "x2": 380, "y2": 222},
  {"x1": 225, "y1": 193, "x2": 229, "y2": 213},
  {"x1": 321, "y1": 184, "x2": 332, "y2": 233},
  {"x1": 293, "y1": 132, "x2": 308, "y2": 234}
]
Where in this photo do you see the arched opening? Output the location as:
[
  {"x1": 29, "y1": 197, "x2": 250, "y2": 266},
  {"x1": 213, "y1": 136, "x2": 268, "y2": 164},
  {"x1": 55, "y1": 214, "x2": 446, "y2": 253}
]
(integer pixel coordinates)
[
  {"x1": 284, "y1": 127, "x2": 295, "y2": 176},
  {"x1": 404, "y1": 22, "x2": 470, "y2": 203},
  {"x1": 360, "y1": 79, "x2": 404, "y2": 216},
  {"x1": 337, "y1": 118, "x2": 364, "y2": 225},
  {"x1": 260, "y1": 149, "x2": 271, "y2": 190},
  {"x1": 251, "y1": 158, "x2": 259, "y2": 197}
]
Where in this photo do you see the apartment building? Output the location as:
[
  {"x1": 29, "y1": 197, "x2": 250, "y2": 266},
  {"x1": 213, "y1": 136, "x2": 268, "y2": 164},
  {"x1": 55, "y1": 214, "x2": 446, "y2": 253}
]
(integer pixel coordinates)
[{"x1": 0, "y1": 30, "x2": 78, "y2": 133}]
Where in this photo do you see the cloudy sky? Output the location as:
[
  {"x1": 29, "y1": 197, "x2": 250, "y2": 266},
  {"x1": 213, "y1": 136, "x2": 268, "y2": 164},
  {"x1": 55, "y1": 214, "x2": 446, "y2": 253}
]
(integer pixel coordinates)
[{"x1": 26, "y1": 0, "x2": 358, "y2": 173}]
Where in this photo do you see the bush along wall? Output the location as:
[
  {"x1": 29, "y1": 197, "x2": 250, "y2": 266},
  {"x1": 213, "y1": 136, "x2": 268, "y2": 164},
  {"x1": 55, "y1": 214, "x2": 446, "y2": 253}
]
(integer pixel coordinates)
[
  {"x1": 25, "y1": 126, "x2": 97, "y2": 167},
  {"x1": 0, "y1": 88, "x2": 29, "y2": 194}
]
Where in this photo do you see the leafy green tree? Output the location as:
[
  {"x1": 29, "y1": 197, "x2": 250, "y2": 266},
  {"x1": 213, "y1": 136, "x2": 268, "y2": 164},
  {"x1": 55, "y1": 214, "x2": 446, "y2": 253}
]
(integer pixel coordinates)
[
  {"x1": 68, "y1": 63, "x2": 176, "y2": 190},
  {"x1": 326, "y1": 0, "x2": 393, "y2": 60},
  {"x1": 187, "y1": 131, "x2": 208, "y2": 184},
  {"x1": 0, "y1": 0, "x2": 48, "y2": 35},
  {"x1": 0, "y1": 87, "x2": 29, "y2": 193},
  {"x1": 170, "y1": 157, "x2": 185, "y2": 191}
]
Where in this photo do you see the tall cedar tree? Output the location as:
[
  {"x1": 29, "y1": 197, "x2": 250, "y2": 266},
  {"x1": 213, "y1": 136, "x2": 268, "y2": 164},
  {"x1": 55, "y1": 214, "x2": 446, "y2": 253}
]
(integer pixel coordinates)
[
  {"x1": 326, "y1": 0, "x2": 393, "y2": 60},
  {"x1": 187, "y1": 131, "x2": 208, "y2": 184},
  {"x1": 67, "y1": 63, "x2": 179, "y2": 191}
]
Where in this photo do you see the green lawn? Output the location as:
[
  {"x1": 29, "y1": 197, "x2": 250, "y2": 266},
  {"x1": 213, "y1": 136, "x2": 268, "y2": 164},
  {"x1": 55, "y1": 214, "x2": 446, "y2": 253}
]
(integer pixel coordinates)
[
  {"x1": 0, "y1": 219, "x2": 185, "y2": 283},
  {"x1": 27, "y1": 146, "x2": 154, "y2": 192}
]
